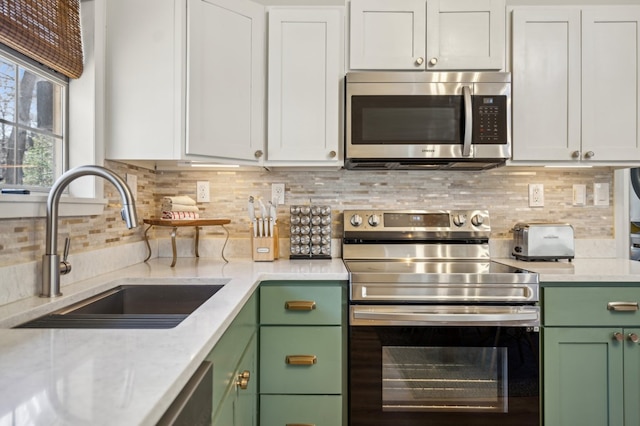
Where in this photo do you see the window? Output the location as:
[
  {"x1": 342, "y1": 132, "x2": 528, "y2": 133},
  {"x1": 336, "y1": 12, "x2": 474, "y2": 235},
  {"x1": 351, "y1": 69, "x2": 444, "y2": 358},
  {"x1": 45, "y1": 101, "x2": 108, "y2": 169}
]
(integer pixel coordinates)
[{"x1": 0, "y1": 47, "x2": 67, "y2": 191}]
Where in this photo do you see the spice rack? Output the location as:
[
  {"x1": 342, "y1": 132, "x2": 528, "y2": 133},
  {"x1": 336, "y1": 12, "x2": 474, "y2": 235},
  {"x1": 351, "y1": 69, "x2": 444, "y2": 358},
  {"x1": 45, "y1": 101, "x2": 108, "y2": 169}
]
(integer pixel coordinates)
[{"x1": 289, "y1": 205, "x2": 331, "y2": 259}]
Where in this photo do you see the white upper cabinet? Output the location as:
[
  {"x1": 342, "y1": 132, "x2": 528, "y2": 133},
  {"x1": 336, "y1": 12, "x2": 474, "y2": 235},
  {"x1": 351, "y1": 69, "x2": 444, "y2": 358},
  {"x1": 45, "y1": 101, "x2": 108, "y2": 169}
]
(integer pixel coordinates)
[
  {"x1": 349, "y1": 0, "x2": 426, "y2": 70},
  {"x1": 266, "y1": 7, "x2": 344, "y2": 167},
  {"x1": 187, "y1": 0, "x2": 265, "y2": 164},
  {"x1": 349, "y1": 0, "x2": 505, "y2": 71},
  {"x1": 105, "y1": 0, "x2": 185, "y2": 161},
  {"x1": 581, "y1": 8, "x2": 640, "y2": 162},
  {"x1": 426, "y1": 0, "x2": 505, "y2": 70},
  {"x1": 511, "y1": 6, "x2": 640, "y2": 164},
  {"x1": 104, "y1": 0, "x2": 266, "y2": 165}
]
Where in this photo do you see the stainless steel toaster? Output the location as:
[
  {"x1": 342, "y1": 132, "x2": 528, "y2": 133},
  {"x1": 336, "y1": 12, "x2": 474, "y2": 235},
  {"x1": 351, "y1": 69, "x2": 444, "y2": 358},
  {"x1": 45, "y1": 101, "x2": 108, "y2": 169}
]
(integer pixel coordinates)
[{"x1": 512, "y1": 222, "x2": 574, "y2": 261}]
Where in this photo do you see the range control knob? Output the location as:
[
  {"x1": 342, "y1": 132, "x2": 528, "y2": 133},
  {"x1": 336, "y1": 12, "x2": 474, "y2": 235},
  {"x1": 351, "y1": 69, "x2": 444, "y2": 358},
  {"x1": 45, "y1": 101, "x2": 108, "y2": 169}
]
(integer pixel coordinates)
[
  {"x1": 471, "y1": 214, "x2": 485, "y2": 226},
  {"x1": 368, "y1": 214, "x2": 381, "y2": 227},
  {"x1": 350, "y1": 214, "x2": 363, "y2": 227},
  {"x1": 452, "y1": 214, "x2": 466, "y2": 227}
]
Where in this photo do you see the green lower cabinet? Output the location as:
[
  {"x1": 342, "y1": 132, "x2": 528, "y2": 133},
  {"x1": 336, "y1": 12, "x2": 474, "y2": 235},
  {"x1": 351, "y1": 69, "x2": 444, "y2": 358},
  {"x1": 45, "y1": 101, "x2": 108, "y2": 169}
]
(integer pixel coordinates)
[
  {"x1": 260, "y1": 395, "x2": 342, "y2": 426},
  {"x1": 543, "y1": 285, "x2": 640, "y2": 426},
  {"x1": 543, "y1": 327, "x2": 624, "y2": 426},
  {"x1": 259, "y1": 281, "x2": 347, "y2": 425},
  {"x1": 208, "y1": 294, "x2": 258, "y2": 426},
  {"x1": 260, "y1": 326, "x2": 342, "y2": 394},
  {"x1": 624, "y1": 328, "x2": 640, "y2": 426}
]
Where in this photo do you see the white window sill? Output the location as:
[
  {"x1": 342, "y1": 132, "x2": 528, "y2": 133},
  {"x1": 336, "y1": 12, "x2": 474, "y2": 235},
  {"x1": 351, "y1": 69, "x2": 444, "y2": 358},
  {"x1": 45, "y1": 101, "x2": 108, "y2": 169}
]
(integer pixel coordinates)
[{"x1": 0, "y1": 194, "x2": 107, "y2": 219}]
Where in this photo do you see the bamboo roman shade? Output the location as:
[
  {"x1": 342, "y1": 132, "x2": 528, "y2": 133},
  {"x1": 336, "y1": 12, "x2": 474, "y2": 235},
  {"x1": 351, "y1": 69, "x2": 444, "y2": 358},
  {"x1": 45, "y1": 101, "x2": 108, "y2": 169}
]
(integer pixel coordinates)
[{"x1": 0, "y1": 0, "x2": 83, "y2": 78}]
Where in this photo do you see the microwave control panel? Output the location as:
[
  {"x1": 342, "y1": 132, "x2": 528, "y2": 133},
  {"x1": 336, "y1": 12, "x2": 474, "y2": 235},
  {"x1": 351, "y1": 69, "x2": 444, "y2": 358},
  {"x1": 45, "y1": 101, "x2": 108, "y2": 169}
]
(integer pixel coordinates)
[{"x1": 472, "y1": 95, "x2": 507, "y2": 144}]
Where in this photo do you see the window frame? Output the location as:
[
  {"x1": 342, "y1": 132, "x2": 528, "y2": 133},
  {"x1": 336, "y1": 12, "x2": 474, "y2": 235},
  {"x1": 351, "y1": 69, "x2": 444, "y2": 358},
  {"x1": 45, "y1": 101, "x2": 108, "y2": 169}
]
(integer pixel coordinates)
[{"x1": 0, "y1": 0, "x2": 107, "y2": 219}]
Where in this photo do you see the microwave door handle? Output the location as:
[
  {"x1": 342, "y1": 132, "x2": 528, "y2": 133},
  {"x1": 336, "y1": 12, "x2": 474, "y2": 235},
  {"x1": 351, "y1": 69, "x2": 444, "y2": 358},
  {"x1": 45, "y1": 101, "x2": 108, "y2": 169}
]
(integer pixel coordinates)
[{"x1": 462, "y1": 85, "x2": 472, "y2": 157}]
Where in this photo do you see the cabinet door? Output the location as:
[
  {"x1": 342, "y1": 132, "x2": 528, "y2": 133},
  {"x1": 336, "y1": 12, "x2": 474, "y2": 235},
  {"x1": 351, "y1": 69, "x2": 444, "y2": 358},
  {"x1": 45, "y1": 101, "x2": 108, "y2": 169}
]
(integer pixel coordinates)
[
  {"x1": 426, "y1": 0, "x2": 505, "y2": 70},
  {"x1": 266, "y1": 8, "x2": 343, "y2": 166},
  {"x1": 187, "y1": 0, "x2": 265, "y2": 163},
  {"x1": 105, "y1": 0, "x2": 184, "y2": 160},
  {"x1": 624, "y1": 327, "x2": 640, "y2": 426},
  {"x1": 349, "y1": 0, "x2": 426, "y2": 70},
  {"x1": 511, "y1": 8, "x2": 581, "y2": 161},
  {"x1": 582, "y1": 7, "x2": 640, "y2": 162},
  {"x1": 209, "y1": 294, "x2": 257, "y2": 424},
  {"x1": 543, "y1": 327, "x2": 624, "y2": 426},
  {"x1": 235, "y1": 334, "x2": 257, "y2": 426}
]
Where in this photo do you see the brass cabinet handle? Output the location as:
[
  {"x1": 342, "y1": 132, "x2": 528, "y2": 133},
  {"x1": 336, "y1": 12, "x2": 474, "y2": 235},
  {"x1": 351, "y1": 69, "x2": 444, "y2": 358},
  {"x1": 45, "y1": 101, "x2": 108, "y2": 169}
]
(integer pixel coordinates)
[
  {"x1": 607, "y1": 302, "x2": 639, "y2": 312},
  {"x1": 614, "y1": 332, "x2": 624, "y2": 342},
  {"x1": 629, "y1": 333, "x2": 639, "y2": 343},
  {"x1": 254, "y1": 150, "x2": 263, "y2": 158},
  {"x1": 236, "y1": 370, "x2": 250, "y2": 390},
  {"x1": 284, "y1": 300, "x2": 316, "y2": 311},
  {"x1": 285, "y1": 355, "x2": 317, "y2": 365}
]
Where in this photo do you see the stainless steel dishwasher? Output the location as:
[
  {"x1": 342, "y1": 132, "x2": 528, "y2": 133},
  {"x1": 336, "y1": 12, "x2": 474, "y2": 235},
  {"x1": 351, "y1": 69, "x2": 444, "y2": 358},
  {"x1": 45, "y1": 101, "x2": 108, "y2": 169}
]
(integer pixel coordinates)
[{"x1": 157, "y1": 361, "x2": 213, "y2": 426}]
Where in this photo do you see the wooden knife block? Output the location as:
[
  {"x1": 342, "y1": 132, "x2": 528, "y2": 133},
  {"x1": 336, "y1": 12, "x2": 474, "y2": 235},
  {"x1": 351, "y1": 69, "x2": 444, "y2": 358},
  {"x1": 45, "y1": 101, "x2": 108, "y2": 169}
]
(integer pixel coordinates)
[{"x1": 250, "y1": 225, "x2": 279, "y2": 261}]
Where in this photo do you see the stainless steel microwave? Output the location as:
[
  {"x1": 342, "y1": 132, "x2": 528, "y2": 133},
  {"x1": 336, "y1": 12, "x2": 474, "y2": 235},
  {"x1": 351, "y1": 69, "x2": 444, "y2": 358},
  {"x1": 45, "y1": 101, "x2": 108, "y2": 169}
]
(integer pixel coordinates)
[{"x1": 345, "y1": 72, "x2": 511, "y2": 170}]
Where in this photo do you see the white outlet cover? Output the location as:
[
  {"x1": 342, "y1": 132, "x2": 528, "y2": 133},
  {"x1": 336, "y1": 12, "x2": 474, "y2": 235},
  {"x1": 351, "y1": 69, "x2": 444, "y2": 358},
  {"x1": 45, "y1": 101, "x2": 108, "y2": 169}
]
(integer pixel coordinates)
[
  {"x1": 272, "y1": 183, "x2": 285, "y2": 205},
  {"x1": 528, "y1": 183, "x2": 544, "y2": 207},
  {"x1": 196, "y1": 181, "x2": 210, "y2": 202}
]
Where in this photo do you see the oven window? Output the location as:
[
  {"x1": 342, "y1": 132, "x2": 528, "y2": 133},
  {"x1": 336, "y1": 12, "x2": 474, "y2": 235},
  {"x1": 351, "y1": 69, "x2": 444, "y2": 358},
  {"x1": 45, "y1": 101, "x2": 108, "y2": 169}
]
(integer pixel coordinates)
[
  {"x1": 382, "y1": 346, "x2": 507, "y2": 413},
  {"x1": 351, "y1": 95, "x2": 463, "y2": 145}
]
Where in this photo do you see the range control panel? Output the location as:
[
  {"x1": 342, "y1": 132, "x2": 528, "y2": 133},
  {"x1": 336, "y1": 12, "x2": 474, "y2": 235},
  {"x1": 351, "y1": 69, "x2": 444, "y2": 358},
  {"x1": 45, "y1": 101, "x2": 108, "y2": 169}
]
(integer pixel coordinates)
[{"x1": 343, "y1": 209, "x2": 491, "y2": 234}]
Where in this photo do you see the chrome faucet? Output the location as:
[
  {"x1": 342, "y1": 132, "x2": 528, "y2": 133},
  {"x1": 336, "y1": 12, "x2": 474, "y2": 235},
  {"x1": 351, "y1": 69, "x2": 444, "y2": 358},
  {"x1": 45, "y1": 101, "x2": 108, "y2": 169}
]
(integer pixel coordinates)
[{"x1": 42, "y1": 165, "x2": 138, "y2": 297}]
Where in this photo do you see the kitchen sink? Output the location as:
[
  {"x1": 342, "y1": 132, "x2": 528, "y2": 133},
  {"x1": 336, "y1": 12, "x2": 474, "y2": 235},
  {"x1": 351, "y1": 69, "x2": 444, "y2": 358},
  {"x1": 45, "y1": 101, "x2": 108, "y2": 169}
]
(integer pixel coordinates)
[{"x1": 16, "y1": 284, "x2": 225, "y2": 329}]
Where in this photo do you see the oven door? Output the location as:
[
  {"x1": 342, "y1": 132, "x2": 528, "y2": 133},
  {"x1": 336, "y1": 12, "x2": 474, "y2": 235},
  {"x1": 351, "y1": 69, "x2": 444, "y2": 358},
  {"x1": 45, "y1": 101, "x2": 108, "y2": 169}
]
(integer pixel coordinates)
[{"x1": 349, "y1": 306, "x2": 540, "y2": 426}]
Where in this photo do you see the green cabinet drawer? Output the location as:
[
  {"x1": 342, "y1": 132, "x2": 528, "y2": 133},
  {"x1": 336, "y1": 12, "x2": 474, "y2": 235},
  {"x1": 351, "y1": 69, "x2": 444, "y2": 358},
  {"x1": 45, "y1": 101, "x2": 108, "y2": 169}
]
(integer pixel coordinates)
[
  {"x1": 260, "y1": 395, "x2": 342, "y2": 426},
  {"x1": 544, "y1": 287, "x2": 640, "y2": 326},
  {"x1": 260, "y1": 326, "x2": 342, "y2": 394},
  {"x1": 260, "y1": 285, "x2": 343, "y2": 325}
]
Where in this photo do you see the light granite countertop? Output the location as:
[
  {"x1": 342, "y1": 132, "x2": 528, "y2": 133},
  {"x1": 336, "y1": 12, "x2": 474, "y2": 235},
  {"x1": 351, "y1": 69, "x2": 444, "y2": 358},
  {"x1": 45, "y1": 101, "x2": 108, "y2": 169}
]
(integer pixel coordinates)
[
  {"x1": 495, "y1": 257, "x2": 640, "y2": 283},
  {"x1": 1, "y1": 256, "x2": 639, "y2": 425},
  {"x1": 0, "y1": 258, "x2": 348, "y2": 426}
]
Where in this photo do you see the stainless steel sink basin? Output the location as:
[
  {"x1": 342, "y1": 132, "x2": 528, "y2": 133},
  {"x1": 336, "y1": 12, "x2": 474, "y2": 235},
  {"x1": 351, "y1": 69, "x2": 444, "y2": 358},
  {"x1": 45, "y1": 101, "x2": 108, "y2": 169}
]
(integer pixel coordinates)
[{"x1": 16, "y1": 284, "x2": 224, "y2": 329}]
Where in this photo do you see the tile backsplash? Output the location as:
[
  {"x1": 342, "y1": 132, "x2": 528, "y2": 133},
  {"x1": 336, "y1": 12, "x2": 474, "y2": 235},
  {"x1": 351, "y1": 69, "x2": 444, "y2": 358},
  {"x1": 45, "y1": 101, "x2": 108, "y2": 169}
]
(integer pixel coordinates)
[{"x1": 0, "y1": 161, "x2": 615, "y2": 269}]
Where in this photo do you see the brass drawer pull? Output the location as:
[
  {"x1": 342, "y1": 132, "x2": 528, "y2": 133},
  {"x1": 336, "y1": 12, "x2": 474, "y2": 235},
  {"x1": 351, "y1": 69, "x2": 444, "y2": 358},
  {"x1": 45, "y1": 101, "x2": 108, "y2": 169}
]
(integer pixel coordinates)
[
  {"x1": 284, "y1": 300, "x2": 316, "y2": 311},
  {"x1": 285, "y1": 355, "x2": 317, "y2": 365},
  {"x1": 607, "y1": 302, "x2": 639, "y2": 312}
]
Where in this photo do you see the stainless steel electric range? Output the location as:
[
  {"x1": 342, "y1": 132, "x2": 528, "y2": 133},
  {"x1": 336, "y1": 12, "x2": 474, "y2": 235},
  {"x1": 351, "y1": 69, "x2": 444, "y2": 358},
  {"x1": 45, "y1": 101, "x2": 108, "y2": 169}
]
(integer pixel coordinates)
[{"x1": 342, "y1": 209, "x2": 540, "y2": 426}]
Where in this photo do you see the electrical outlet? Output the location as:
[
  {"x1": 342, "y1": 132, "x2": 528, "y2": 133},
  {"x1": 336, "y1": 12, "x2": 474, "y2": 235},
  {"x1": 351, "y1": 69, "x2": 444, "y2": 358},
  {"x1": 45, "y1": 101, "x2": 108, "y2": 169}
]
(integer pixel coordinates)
[
  {"x1": 196, "y1": 181, "x2": 210, "y2": 202},
  {"x1": 126, "y1": 173, "x2": 138, "y2": 201},
  {"x1": 528, "y1": 184, "x2": 544, "y2": 207},
  {"x1": 272, "y1": 183, "x2": 285, "y2": 205}
]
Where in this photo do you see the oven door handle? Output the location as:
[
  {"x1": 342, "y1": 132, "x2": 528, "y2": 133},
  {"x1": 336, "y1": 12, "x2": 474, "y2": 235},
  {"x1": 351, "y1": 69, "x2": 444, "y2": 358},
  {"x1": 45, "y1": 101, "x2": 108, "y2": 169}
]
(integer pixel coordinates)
[{"x1": 352, "y1": 307, "x2": 539, "y2": 325}]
